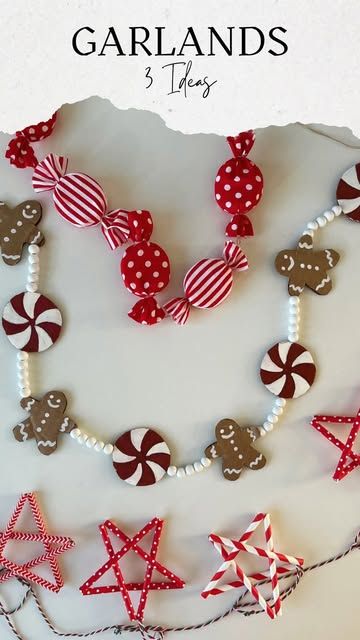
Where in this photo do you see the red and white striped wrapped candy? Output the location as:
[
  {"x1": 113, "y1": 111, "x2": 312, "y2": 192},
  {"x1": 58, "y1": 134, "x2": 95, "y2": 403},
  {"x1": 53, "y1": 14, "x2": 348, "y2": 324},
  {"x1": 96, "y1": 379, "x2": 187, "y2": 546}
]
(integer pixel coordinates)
[
  {"x1": 164, "y1": 241, "x2": 248, "y2": 325},
  {"x1": 32, "y1": 153, "x2": 107, "y2": 227}
]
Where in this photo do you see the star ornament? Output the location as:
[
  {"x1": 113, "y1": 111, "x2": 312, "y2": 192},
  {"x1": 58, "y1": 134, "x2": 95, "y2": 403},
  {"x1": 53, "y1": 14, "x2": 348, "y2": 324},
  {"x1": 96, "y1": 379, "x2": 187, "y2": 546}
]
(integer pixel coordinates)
[
  {"x1": 80, "y1": 517, "x2": 185, "y2": 623},
  {"x1": 0, "y1": 493, "x2": 74, "y2": 592},
  {"x1": 201, "y1": 513, "x2": 303, "y2": 619},
  {"x1": 311, "y1": 409, "x2": 360, "y2": 481}
]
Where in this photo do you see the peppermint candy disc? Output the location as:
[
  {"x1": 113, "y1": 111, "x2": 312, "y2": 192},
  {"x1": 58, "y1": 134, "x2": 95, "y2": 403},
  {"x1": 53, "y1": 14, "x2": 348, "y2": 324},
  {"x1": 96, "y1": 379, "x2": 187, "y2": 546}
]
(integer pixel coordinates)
[
  {"x1": 184, "y1": 258, "x2": 233, "y2": 309},
  {"x1": 260, "y1": 341, "x2": 316, "y2": 399},
  {"x1": 112, "y1": 428, "x2": 171, "y2": 486},
  {"x1": 336, "y1": 163, "x2": 360, "y2": 221},
  {"x1": 121, "y1": 241, "x2": 170, "y2": 297},
  {"x1": 2, "y1": 292, "x2": 62, "y2": 352}
]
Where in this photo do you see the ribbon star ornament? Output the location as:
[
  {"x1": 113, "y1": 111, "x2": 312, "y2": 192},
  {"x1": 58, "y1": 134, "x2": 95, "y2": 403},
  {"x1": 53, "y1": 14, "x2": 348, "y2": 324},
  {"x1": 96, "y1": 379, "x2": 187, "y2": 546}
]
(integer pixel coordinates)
[
  {"x1": 80, "y1": 517, "x2": 185, "y2": 623},
  {"x1": 201, "y1": 513, "x2": 303, "y2": 619},
  {"x1": 0, "y1": 493, "x2": 74, "y2": 592},
  {"x1": 311, "y1": 409, "x2": 360, "y2": 481}
]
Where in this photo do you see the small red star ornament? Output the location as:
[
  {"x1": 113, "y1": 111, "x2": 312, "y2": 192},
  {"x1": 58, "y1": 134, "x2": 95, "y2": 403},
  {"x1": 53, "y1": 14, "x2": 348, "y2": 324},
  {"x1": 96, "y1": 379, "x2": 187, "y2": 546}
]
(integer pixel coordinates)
[
  {"x1": 0, "y1": 493, "x2": 74, "y2": 592},
  {"x1": 80, "y1": 517, "x2": 185, "y2": 623},
  {"x1": 311, "y1": 409, "x2": 360, "y2": 481},
  {"x1": 201, "y1": 513, "x2": 303, "y2": 619}
]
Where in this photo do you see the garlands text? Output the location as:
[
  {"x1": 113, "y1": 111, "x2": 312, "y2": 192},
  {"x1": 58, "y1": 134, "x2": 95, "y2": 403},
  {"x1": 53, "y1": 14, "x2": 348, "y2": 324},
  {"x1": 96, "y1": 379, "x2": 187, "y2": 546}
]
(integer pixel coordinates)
[{"x1": 72, "y1": 26, "x2": 288, "y2": 99}]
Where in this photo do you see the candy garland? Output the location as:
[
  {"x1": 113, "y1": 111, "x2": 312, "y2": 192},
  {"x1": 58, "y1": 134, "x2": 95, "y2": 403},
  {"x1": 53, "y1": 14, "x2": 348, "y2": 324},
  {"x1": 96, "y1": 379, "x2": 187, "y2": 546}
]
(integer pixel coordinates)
[
  {"x1": 6, "y1": 116, "x2": 263, "y2": 326},
  {"x1": 2, "y1": 122, "x2": 360, "y2": 486},
  {"x1": 0, "y1": 522, "x2": 359, "y2": 640},
  {"x1": 1, "y1": 190, "x2": 348, "y2": 487}
]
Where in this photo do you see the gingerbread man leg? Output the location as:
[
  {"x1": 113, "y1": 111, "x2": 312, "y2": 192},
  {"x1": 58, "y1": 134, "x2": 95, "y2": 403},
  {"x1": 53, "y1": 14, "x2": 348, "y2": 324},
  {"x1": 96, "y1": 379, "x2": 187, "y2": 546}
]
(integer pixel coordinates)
[
  {"x1": 13, "y1": 419, "x2": 34, "y2": 442},
  {"x1": 222, "y1": 458, "x2": 244, "y2": 481},
  {"x1": 288, "y1": 274, "x2": 305, "y2": 296},
  {"x1": 244, "y1": 449, "x2": 266, "y2": 471}
]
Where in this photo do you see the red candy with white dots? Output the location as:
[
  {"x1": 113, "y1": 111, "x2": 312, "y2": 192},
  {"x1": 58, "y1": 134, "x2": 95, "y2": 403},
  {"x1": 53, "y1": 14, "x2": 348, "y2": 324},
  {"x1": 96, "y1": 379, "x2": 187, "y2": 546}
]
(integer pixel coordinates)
[
  {"x1": 214, "y1": 130, "x2": 263, "y2": 238},
  {"x1": 120, "y1": 211, "x2": 171, "y2": 325}
]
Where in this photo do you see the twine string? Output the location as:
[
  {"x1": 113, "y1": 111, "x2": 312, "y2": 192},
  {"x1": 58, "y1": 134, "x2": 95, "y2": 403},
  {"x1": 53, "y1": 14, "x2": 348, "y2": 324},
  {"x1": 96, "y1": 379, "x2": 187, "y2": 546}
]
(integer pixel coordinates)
[{"x1": 0, "y1": 529, "x2": 358, "y2": 639}]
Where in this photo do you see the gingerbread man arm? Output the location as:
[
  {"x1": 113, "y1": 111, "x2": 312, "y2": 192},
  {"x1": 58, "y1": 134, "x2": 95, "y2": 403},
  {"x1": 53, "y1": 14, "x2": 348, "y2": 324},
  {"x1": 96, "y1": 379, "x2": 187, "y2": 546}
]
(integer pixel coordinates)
[
  {"x1": 26, "y1": 226, "x2": 45, "y2": 247},
  {"x1": 59, "y1": 416, "x2": 76, "y2": 433},
  {"x1": 205, "y1": 441, "x2": 221, "y2": 460},
  {"x1": 13, "y1": 418, "x2": 34, "y2": 442},
  {"x1": 20, "y1": 396, "x2": 40, "y2": 412}
]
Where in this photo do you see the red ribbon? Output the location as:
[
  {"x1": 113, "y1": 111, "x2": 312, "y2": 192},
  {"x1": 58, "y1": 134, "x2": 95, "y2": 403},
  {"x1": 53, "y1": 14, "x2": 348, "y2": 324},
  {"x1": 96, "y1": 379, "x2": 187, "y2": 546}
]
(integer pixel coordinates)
[{"x1": 5, "y1": 113, "x2": 57, "y2": 169}]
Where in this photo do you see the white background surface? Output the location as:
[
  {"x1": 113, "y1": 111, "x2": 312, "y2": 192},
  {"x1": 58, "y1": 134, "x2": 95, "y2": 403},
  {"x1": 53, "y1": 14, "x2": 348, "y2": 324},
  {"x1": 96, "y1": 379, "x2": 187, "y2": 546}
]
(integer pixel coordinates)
[{"x1": 0, "y1": 99, "x2": 359, "y2": 638}]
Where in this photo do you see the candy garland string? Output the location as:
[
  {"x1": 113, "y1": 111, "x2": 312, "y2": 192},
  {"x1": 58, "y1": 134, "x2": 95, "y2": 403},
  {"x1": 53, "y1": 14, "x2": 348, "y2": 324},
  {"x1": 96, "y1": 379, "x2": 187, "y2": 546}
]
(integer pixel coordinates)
[
  {"x1": 5, "y1": 115, "x2": 264, "y2": 326},
  {"x1": 0, "y1": 527, "x2": 359, "y2": 640},
  {"x1": 2, "y1": 198, "x2": 350, "y2": 486}
]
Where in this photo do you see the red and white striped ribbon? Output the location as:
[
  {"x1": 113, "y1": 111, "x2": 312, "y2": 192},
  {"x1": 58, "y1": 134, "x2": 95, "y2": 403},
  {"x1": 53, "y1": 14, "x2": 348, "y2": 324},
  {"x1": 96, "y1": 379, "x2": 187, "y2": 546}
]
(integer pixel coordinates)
[{"x1": 101, "y1": 209, "x2": 130, "y2": 249}]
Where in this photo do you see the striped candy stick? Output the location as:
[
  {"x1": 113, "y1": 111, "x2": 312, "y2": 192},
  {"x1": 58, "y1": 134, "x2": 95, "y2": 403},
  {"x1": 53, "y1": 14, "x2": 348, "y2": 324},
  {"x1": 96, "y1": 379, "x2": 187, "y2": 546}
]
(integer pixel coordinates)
[{"x1": 311, "y1": 412, "x2": 360, "y2": 481}]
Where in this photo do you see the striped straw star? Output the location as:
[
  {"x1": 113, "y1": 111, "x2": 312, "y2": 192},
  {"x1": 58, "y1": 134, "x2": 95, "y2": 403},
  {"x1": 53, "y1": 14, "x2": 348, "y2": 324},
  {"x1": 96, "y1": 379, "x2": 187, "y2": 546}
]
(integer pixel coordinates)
[{"x1": 201, "y1": 513, "x2": 303, "y2": 619}]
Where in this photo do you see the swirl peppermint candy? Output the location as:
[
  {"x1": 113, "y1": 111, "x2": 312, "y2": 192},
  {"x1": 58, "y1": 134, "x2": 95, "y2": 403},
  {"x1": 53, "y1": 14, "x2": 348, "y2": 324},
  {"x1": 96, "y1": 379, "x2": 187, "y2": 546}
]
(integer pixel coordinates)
[
  {"x1": 112, "y1": 428, "x2": 171, "y2": 486},
  {"x1": 2, "y1": 292, "x2": 62, "y2": 352},
  {"x1": 260, "y1": 341, "x2": 316, "y2": 399}
]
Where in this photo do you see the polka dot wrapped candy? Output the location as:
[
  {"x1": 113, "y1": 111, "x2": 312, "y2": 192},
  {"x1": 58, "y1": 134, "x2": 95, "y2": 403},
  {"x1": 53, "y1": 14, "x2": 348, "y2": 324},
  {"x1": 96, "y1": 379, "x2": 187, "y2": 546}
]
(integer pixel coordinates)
[
  {"x1": 214, "y1": 130, "x2": 264, "y2": 239},
  {"x1": 120, "y1": 210, "x2": 171, "y2": 325}
]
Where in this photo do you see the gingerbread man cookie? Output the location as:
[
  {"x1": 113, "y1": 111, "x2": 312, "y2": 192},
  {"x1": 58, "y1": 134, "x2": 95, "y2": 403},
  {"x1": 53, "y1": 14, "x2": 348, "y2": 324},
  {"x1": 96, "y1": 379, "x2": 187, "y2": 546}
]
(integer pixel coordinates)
[
  {"x1": 205, "y1": 418, "x2": 266, "y2": 481},
  {"x1": 275, "y1": 233, "x2": 340, "y2": 296},
  {"x1": 0, "y1": 200, "x2": 44, "y2": 265},
  {"x1": 13, "y1": 391, "x2": 76, "y2": 455}
]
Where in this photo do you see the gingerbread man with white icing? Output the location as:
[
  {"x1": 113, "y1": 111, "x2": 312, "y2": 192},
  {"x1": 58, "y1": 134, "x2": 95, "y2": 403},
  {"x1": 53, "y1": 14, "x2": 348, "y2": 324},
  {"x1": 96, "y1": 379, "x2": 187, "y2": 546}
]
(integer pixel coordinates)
[
  {"x1": 205, "y1": 418, "x2": 266, "y2": 481},
  {"x1": 13, "y1": 391, "x2": 76, "y2": 455},
  {"x1": 275, "y1": 233, "x2": 340, "y2": 296},
  {"x1": 0, "y1": 200, "x2": 44, "y2": 265}
]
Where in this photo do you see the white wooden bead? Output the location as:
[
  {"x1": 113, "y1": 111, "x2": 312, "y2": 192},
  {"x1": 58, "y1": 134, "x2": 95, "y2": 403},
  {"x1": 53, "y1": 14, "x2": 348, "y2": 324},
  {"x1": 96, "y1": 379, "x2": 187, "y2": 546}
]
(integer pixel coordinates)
[
  {"x1": 276, "y1": 398, "x2": 286, "y2": 407},
  {"x1": 185, "y1": 464, "x2": 195, "y2": 476},
  {"x1": 288, "y1": 332, "x2": 299, "y2": 343},
  {"x1": 259, "y1": 427, "x2": 267, "y2": 437},
  {"x1": 316, "y1": 216, "x2": 327, "y2": 227},
  {"x1": 103, "y1": 443, "x2": 114, "y2": 455},
  {"x1": 332, "y1": 205, "x2": 342, "y2": 216},
  {"x1": 94, "y1": 441, "x2": 105, "y2": 452},
  {"x1": 267, "y1": 414, "x2": 278, "y2": 424},
  {"x1": 200, "y1": 457, "x2": 211, "y2": 468},
  {"x1": 29, "y1": 264, "x2": 40, "y2": 275},
  {"x1": 27, "y1": 273, "x2": 39, "y2": 283},
  {"x1": 86, "y1": 437, "x2": 97, "y2": 448},
  {"x1": 194, "y1": 461, "x2": 204, "y2": 473},
  {"x1": 28, "y1": 255, "x2": 39, "y2": 265},
  {"x1": 289, "y1": 296, "x2": 300, "y2": 306},
  {"x1": 272, "y1": 406, "x2": 283, "y2": 416},
  {"x1": 324, "y1": 210, "x2": 335, "y2": 222},
  {"x1": 28, "y1": 244, "x2": 40, "y2": 255},
  {"x1": 19, "y1": 387, "x2": 31, "y2": 398},
  {"x1": 307, "y1": 221, "x2": 318, "y2": 231},
  {"x1": 70, "y1": 428, "x2": 81, "y2": 439},
  {"x1": 176, "y1": 467, "x2": 186, "y2": 479},
  {"x1": 263, "y1": 421, "x2": 274, "y2": 432},
  {"x1": 77, "y1": 434, "x2": 88, "y2": 445},
  {"x1": 26, "y1": 283, "x2": 38, "y2": 293},
  {"x1": 17, "y1": 351, "x2": 28, "y2": 361},
  {"x1": 167, "y1": 465, "x2": 177, "y2": 477},
  {"x1": 17, "y1": 361, "x2": 26, "y2": 370}
]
